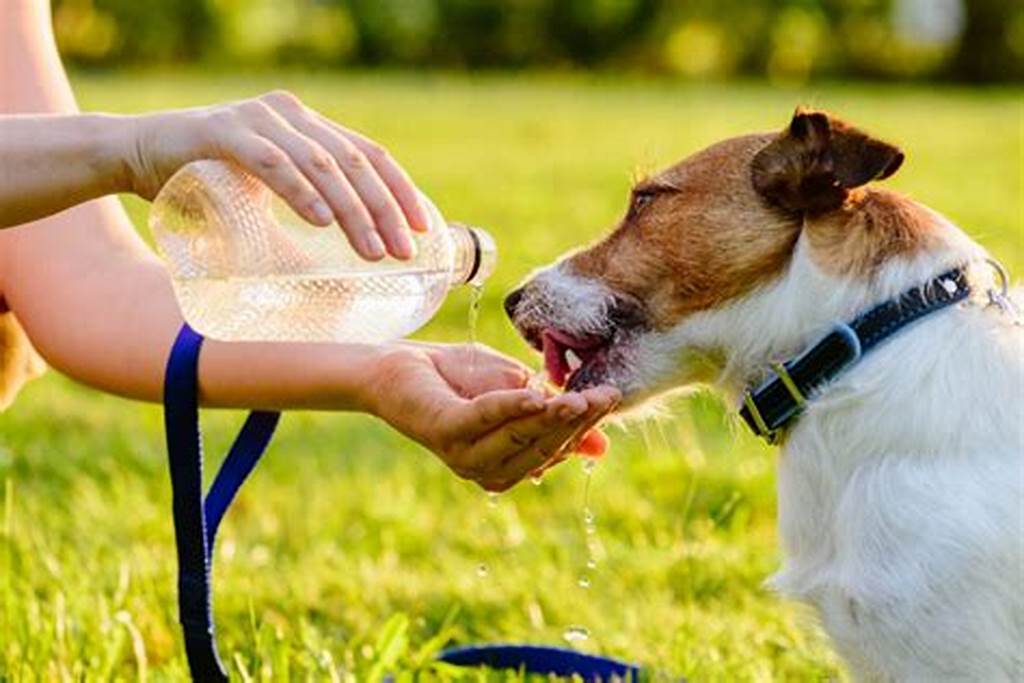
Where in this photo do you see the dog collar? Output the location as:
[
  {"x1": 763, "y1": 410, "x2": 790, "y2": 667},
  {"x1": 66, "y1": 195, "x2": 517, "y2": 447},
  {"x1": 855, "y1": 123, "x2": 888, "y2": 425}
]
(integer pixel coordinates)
[{"x1": 739, "y1": 267, "x2": 971, "y2": 444}]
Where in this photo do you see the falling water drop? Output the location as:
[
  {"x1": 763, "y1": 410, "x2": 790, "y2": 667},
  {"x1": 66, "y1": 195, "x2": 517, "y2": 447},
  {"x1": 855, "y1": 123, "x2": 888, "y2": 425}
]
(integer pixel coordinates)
[
  {"x1": 578, "y1": 575, "x2": 591, "y2": 589},
  {"x1": 486, "y1": 491, "x2": 499, "y2": 508},
  {"x1": 476, "y1": 563, "x2": 489, "y2": 578},
  {"x1": 563, "y1": 625, "x2": 591, "y2": 643},
  {"x1": 586, "y1": 558, "x2": 598, "y2": 570},
  {"x1": 527, "y1": 369, "x2": 548, "y2": 391},
  {"x1": 530, "y1": 474, "x2": 544, "y2": 486}
]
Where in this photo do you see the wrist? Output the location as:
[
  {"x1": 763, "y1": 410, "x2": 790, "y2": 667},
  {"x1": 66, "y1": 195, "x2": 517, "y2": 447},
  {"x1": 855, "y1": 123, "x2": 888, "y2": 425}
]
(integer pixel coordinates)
[{"x1": 85, "y1": 113, "x2": 138, "y2": 197}]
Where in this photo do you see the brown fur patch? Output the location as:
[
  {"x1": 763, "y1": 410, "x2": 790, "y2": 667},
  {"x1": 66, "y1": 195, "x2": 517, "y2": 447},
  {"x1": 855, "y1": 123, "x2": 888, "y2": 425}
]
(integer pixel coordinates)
[
  {"x1": 568, "y1": 134, "x2": 801, "y2": 330},
  {"x1": 806, "y1": 188, "x2": 942, "y2": 278},
  {"x1": 563, "y1": 110, "x2": 929, "y2": 332}
]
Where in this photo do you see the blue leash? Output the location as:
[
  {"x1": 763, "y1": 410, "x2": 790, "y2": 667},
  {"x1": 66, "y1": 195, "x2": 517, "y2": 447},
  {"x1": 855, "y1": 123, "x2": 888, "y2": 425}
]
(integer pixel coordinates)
[
  {"x1": 164, "y1": 324, "x2": 280, "y2": 681},
  {"x1": 163, "y1": 323, "x2": 649, "y2": 681}
]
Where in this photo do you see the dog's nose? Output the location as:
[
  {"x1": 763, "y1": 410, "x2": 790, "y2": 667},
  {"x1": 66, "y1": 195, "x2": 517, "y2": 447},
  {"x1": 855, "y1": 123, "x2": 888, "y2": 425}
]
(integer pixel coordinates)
[{"x1": 503, "y1": 288, "x2": 524, "y2": 320}]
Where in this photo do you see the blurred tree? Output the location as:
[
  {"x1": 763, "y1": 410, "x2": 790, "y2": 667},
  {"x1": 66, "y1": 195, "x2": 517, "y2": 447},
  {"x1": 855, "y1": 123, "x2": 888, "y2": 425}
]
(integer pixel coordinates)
[
  {"x1": 50, "y1": 0, "x2": 1022, "y2": 83},
  {"x1": 54, "y1": 0, "x2": 219, "y2": 65},
  {"x1": 947, "y1": 0, "x2": 1024, "y2": 82},
  {"x1": 545, "y1": 0, "x2": 660, "y2": 66}
]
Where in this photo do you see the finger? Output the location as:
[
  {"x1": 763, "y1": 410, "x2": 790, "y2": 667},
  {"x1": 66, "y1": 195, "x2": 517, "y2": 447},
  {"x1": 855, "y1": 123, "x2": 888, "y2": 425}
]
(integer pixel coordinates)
[
  {"x1": 318, "y1": 115, "x2": 431, "y2": 233},
  {"x1": 247, "y1": 109, "x2": 398, "y2": 262},
  {"x1": 443, "y1": 388, "x2": 546, "y2": 438},
  {"x1": 530, "y1": 389, "x2": 618, "y2": 476},
  {"x1": 271, "y1": 106, "x2": 414, "y2": 260},
  {"x1": 429, "y1": 342, "x2": 531, "y2": 396},
  {"x1": 464, "y1": 392, "x2": 590, "y2": 470},
  {"x1": 223, "y1": 131, "x2": 331, "y2": 228},
  {"x1": 270, "y1": 103, "x2": 415, "y2": 259},
  {"x1": 505, "y1": 388, "x2": 616, "y2": 472},
  {"x1": 486, "y1": 406, "x2": 607, "y2": 490}
]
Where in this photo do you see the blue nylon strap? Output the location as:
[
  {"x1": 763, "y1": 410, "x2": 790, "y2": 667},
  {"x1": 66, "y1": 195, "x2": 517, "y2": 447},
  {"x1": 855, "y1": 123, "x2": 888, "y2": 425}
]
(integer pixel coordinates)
[
  {"x1": 439, "y1": 644, "x2": 645, "y2": 680},
  {"x1": 739, "y1": 267, "x2": 971, "y2": 442},
  {"x1": 163, "y1": 324, "x2": 647, "y2": 681},
  {"x1": 204, "y1": 411, "x2": 281, "y2": 550},
  {"x1": 164, "y1": 324, "x2": 280, "y2": 681}
]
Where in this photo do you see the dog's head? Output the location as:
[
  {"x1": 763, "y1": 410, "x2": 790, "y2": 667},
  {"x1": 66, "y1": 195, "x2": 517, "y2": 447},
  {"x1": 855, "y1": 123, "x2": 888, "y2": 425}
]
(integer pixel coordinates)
[{"x1": 505, "y1": 109, "x2": 935, "y2": 406}]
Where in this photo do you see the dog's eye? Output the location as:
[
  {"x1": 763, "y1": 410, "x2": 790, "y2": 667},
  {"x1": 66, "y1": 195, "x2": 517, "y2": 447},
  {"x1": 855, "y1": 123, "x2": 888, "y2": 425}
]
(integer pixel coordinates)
[{"x1": 629, "y1": 190, "x2": 656, "y2": 217}]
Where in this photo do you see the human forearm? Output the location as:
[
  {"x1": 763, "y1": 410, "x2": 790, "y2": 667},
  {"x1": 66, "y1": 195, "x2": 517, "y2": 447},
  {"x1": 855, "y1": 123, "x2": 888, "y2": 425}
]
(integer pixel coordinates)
[
  {"x1": 0, "y1": 209, "x2": 386, "y2": 411},
  {"x1": 0, "y1": 114, "x2": 133, "y2": 228}
]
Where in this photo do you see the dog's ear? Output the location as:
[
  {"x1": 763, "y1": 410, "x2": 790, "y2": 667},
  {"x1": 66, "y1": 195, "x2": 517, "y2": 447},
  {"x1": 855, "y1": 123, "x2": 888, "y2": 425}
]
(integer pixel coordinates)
[{"x1": 751, "y1": 108, "x2": 904, "y2": 213}]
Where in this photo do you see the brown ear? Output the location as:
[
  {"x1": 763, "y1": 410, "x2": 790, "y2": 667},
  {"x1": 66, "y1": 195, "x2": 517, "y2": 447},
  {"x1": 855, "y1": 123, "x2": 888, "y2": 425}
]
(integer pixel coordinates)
[{"x1": 751, "y1": 108, "x2": 904, "y2": 214}]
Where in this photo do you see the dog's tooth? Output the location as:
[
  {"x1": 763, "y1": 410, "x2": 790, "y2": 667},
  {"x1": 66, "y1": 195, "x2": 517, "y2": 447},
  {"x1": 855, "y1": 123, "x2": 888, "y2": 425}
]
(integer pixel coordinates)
[{"x1": 566, "y1": 349, "x2": 583, "y2": 371}]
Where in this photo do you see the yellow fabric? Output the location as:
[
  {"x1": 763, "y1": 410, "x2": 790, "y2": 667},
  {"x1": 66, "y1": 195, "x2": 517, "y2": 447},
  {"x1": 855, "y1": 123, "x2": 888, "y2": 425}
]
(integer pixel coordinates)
[{"x1": 0, "y1": 311, "x2": 45, "y2": 410}]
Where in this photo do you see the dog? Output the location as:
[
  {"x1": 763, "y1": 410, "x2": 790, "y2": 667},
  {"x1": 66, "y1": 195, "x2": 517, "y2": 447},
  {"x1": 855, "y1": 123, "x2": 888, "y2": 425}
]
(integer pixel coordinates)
[{"x1": 505, "y1": 109, "x2": 1023, "y2": 681}]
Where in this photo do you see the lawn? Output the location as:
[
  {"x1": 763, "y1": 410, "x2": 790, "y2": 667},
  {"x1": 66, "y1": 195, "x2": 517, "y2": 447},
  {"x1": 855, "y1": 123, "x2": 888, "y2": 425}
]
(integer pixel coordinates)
[{"x1": 1, "y1": 72, "x2": 1021, "y2": 681}]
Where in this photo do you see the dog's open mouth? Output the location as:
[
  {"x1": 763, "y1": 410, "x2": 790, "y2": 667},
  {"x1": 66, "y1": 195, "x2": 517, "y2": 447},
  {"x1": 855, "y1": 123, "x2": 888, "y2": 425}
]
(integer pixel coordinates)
[{"x1": 541, "y1": 328, "x2": 612, "y2": 390}]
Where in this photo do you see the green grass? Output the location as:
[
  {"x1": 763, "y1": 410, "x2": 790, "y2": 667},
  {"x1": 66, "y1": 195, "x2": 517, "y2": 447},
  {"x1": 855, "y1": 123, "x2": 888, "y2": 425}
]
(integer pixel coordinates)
[{"x1": 2, "y1": 72, "x2": 1021, "y2": 681}]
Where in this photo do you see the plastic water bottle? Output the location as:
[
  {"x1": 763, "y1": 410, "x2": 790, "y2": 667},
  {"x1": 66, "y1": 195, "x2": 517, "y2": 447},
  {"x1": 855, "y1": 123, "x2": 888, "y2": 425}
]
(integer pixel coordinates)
[{"x1": 149, "y1": 160, "x2": 495, "y2": 343}]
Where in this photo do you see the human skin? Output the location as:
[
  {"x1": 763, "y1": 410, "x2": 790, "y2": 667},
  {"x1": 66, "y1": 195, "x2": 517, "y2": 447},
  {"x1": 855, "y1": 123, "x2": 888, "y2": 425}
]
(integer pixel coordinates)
[{"x1": 0, "y1": 0, "x2": 617, "y2": 492}]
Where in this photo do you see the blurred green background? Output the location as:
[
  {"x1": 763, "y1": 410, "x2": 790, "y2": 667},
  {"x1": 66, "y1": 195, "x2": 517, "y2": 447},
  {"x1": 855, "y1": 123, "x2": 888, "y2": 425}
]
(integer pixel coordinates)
[
  {"x1": 2, "y1": 1, "x2": 1023, "y2": 681},
  {"x1": 53, "y1": 0, "x2": 1024, "y2": 82}
]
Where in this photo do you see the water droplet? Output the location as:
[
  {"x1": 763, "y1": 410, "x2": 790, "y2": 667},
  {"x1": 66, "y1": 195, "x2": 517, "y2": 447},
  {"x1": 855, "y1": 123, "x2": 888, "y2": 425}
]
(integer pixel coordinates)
[
  {"x1": 476, "y1": 563, "x2": 489, "y2": 578},
  {"x1": 586, "y1": 558, "x2": 598, "y2": 570},
  {"x1": 585, "y1": 523, "x2": 596, "y2": 535},
  {"x1": 563, "y1": 625, "x2": 590, "y2": 643},
  {"x1": 578, "y1": 575, "x2": 591, "y2": 589},
  {"x1": 583, "y1": 508, "x2": 595, "y2": 525},
  {"x1": 486, "y1": 491, "x2": 499, "y2": 508},
  {"x1": 527, "y1": 369, "x2": 548, "y2": 391},
  {"x1": 530, "y1": 474, "x2": 543, "y2": 486},
  {"x1": 582, "y1": 458, "x2": 597, "y2": 475}
]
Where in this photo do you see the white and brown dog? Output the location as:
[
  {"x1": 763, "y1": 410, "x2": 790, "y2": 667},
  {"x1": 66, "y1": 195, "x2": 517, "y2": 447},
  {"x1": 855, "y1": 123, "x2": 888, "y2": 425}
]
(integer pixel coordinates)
[{"x1": 506, "y1": 109, "x2": 1023, "y2": 681}]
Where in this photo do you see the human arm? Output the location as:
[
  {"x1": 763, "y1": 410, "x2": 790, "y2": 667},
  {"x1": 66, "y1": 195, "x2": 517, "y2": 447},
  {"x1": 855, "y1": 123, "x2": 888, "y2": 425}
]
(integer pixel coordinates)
[
  {"x1": 0, "y1": 95, "x2": 430, "y2": 260},
  {"x1": 0, "y1": 208, "x2": 614, "y2": 489},
  {"x1": 0, "y1": 4, "x2": 615, "y2": 489}
]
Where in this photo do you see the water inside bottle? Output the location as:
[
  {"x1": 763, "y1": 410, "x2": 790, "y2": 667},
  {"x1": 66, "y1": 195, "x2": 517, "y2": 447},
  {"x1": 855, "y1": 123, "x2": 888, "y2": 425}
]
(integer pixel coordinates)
[{"x1": 172, "y1": 270, "x2": 449, "y2": 343}]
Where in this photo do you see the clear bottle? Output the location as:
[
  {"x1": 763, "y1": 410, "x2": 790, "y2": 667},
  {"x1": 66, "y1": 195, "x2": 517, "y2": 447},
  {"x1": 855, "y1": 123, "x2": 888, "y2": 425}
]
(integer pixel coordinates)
[{"x1": 149, "y1": 160, "x2": 495, "y2": 343}]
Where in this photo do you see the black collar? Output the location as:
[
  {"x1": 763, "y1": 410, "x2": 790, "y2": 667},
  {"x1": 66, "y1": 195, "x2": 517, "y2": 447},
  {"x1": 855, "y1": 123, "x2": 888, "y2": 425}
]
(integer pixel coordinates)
[{"x1": 739, "y1": 267, "x2": 971, "y2": 444}]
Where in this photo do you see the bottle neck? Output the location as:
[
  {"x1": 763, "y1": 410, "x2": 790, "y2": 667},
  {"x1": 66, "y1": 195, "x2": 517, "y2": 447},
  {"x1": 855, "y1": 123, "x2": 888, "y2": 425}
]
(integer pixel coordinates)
[{"x1": 449, "y1": 223, "x2": 494, "y2": 287}]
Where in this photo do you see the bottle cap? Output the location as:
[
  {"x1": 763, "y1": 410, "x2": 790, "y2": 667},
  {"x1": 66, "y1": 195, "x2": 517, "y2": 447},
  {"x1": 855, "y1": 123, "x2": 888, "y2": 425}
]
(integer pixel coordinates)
[{"x1": 464, "y1": 226, "x2": 496, "y2": 287}]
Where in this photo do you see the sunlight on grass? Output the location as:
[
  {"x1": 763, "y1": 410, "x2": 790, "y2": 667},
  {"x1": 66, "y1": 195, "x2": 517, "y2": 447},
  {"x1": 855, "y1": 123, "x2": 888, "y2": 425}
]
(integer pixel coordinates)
[{"x1": 1, "y1": 72, "x2": 1020, "y2": 680}]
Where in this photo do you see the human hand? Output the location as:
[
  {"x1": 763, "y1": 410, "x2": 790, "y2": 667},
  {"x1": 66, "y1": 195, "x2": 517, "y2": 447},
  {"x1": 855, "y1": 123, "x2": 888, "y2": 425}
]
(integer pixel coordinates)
[
  {"x1": 367, "y1": 342, "x2": 620, "y2": 492},
  {"x1": 121, "y1": 90, "x2": 429, "y2": 260}
]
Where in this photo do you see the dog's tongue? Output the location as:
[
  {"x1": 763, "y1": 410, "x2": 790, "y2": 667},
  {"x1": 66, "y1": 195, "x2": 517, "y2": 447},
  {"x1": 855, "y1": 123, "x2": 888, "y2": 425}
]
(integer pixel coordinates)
[
  {"x1": 542, "y1": 332, "x2": 569, "y2": 387},
  {"x1": 541, "y1": 329, "x2": 602, "y2": 387}
]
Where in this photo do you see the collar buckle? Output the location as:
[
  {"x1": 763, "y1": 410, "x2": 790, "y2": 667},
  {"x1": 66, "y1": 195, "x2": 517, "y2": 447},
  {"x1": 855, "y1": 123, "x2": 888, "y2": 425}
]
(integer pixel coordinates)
[
  {"x1": 738, "y1": 268, "x2": 970, "y2": 444},
  {"x1": 742, "y1": 390, "x2": 781, "y2": 444}
]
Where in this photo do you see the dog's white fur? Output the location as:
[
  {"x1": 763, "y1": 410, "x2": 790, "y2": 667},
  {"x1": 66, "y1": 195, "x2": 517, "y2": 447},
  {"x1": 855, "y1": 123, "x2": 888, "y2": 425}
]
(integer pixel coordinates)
[{"x1": 530, "y1": 215, "x2": 1024, "y2": 681}]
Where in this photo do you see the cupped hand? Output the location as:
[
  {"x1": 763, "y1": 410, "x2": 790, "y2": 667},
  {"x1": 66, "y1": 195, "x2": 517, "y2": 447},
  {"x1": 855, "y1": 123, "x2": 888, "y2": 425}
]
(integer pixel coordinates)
[
  {"x1": 121, "y1": 90, "x2": 429, "y2": 260},
  {"x1": 367, "y1": 342, "x2": 619, "y2": 492}
]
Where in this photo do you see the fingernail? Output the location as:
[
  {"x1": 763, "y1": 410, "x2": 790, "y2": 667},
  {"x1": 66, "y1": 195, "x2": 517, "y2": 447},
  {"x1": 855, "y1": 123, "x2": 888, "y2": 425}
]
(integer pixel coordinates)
[
  {"x1": 412, "y1": 198, "x2": 431, "y2": 232},
  {"x1": 312, "y1": 199, "x2": 333, "y2": 225},
  {"x1": 395, "y1": 230, "x2": 417, "y2": 259},
  {"x1": 364, "y1": 232, "x2": 387, "y2": 259}
]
